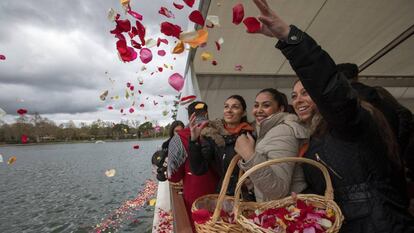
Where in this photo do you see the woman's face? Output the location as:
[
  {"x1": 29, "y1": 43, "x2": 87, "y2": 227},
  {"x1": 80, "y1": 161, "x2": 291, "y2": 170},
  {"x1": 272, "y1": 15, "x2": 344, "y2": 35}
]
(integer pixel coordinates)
[
  {"x1": 291, "y1": 81, "x2": 317, "y2": 124},
  {"x1": 253, "y1": 92, "x2": 282, "y2": 124},
  {"x1": 223, "y1": 98, "x2": 245, "y2": 125},
  {"x1": 173, "y1": 125, "x2": 183, "y2": 134}
]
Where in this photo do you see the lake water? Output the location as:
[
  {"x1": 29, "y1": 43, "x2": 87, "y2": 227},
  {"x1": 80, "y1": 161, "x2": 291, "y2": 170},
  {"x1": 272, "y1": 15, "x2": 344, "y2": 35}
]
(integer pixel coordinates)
[{"x1": 0, "y1": 139, "x2": 164, "y2": 233}]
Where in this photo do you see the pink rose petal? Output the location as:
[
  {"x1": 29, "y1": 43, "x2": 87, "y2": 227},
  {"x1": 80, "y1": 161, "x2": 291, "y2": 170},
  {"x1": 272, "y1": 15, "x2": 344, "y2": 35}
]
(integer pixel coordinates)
[
  {"x1": 157, "y1": 50, "x2": 166, "y2": 56},
  {"x1": 139, "y1": 48, "x2": 153, "y2": 64},
  {"x1": 168, "y1": 73, "x2": 184, "y2": 91}
]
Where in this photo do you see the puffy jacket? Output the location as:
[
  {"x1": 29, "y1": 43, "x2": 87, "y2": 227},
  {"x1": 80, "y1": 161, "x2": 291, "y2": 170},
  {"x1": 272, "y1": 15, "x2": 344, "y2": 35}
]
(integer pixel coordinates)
[
  {"x1": 277, "y1": 25, "x2": 414, "y2": 232},
  {"x1": 238, "y1": 112, "x2": 308, "y2": 202}
]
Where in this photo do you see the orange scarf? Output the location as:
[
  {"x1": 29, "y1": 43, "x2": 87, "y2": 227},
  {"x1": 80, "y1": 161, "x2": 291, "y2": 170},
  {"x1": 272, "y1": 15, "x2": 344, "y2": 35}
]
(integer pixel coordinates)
[{"x1": 224, "y1": 122, "x2": 254, "y2": 135}]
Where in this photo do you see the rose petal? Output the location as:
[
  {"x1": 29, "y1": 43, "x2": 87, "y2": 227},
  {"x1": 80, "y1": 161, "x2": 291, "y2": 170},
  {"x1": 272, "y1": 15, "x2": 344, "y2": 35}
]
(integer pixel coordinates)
[
  {"x1": 0, "y1": 55, "x2": 5, "y2": 60},
  {"x1": 168, "y1": 73, "x2": 184, "y2": 91},
  {"x1": 173, "y1": 2, "x2": 184, "y2": 9},
  {"x1": 105, "y1": 169, "x2": 116, "y2": 177},
  {"x1": 145, "y1": 38, "x2": 157, "y2": 48},
  {"x1": 108, "y1": 106, "x2": 113, "y2": 110},
  {"x1": 157, "y1": 38, "x2": 168, "y2": 47},
  {"x1": 235, "y1": 64, "x2": 243, "y2": 71},
  {"x1": 129, "y1": 107, "x2": 134, "y2": 113},
  {"x1": 100, "y1": 90, "x2": 109, "y2": 101},
  {"x1": 180, "y1": 29, "x2": 208, "y2": 48},
  {"x1": 189, "y1": 10, "x2": 205, "y2": 26},
  {"x1": 172, "y1": 41, "x2": 185, "y2": 54},
  {"x1": 243, "y1": 17, "x2": 261, "y2": 33},
  {"x1": 157, "y1": 50, "x2": 166, "y2": 56},
  {"x1": 192, "y1": 209, "x2": 211, "y2": 224},
  {"x1": 107, "y1": 8, "x2": 117, "y2": 21},
  {"x1": 201, "y1": 52, "x2": 213, "y2": 61},
  {"x1": 17, "y1": 108, "x2": 27, "y2": 115},
  {"x1": 232, "y1": 3, "x2": 244, "y2": 25},
  {"x1": 127, "y1": 10, "x2": 143, "y2": 20},
  {"x1": 110, "y1": 19, "x2": 131, "y2": 34},
  {"x1": 159, "y1": 6, "x2": 175, "y2": 18},
  {"x1": 139, "y1": 48, "x2": 153, "y2": 64},
  {"x1": 140, "y1": 104, "x2": 145, "y2": 108},
  {"x1": 7, "y1": 156, "x2": 16, "y2": 165},
  {"x1": 212, "y1": 60, "x2": 217, "y2": 66},
  {"x1": 160, "y1": 22, "x2": 182, "y2": 39},
  {"x1": 135, "y1": 20, "x2": 146, "y2": 45},
  {"x1": 183, "y1": 0, "x2": 195, "y2": 7},
  {"x1": 206, "y1": 15, "x2": 220, "y2": 27},
  {"x1": 131, "y1": 39, "x2": 142, "y2": 49}
]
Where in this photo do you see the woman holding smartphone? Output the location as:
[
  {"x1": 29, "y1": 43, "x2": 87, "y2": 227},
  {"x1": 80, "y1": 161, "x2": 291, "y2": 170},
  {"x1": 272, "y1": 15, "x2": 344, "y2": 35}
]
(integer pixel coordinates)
[{"x1": 188, "y1": 95, "x2": 254, "y2": 197}]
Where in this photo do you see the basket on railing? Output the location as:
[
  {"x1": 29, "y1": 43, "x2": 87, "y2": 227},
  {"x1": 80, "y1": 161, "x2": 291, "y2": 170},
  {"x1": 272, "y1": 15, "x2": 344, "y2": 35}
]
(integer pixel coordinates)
[
  {"x1": 233, "y1": 157, "x2": 344, "y2": 233},
  {"x1": 191, "y1": 154, "x2": 246, "y2": 233}
]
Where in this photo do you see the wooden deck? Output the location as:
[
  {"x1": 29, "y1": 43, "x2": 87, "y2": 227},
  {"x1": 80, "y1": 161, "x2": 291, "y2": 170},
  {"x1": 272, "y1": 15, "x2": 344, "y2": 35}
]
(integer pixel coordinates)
[{"x1": 170, "y1": 183, "x2": 193, "y2": 233}]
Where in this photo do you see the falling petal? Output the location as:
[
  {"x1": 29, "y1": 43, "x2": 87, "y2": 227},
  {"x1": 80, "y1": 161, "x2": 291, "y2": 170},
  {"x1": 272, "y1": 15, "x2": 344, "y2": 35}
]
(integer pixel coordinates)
[
  {"x1": 153, "y1": 100, "x2": 159, "y2": 105},
  {"x1": 7, "y1": 156, "x2": 16, "y2": 165},
  {"x1": 125, "y1": 90, "x2": 130, "y2": 99},
  {"x1": 108, "y1": 106, "x2": 113, "y2": 110},
  {"x1": 21, "y1": 135, "x2": 28, "y2": 144},
  {"x1": 232, "y1": 3, "x2": 244, "y2": 25},
  {"x1": 141, "y1": 66, "x2": 147, "y2": 71},
  {"x1": 17, "y1": 108, "x2": 27, "y2": 115},
  {"x1": 180, "y1": 29, "x2": 208, "y2": 48},
  {"x1": 157, "y1": 38, "x2": 168, "y2": 47},
  {"x1": 133, "y1": 145, "x2": 140, "y2": 149},
  {"x1": 139, "y1": 48, "x2": 153, "y2": 64},
  {"x1": 105, "y1": 169, "x2": 116, "y2": 177},
  {"x1": 0, "y1": 54, "x2": 6, "y2": 60},
  {"x1": 145, "y1": 38, "x2": 157, "y2": 48},
  {"x1": 157, "y1": 67, "x2": 163, "y2": 72},
  {"x1": 201, "y1": 52, "x2": 213, "y2": 61},
  {"x1": 162, "y1": 110, "x2": 169, "y2": 116},
  {"x1": 129, "y1": 86, "x2": 134, "y2": 91},
  {"x1": 129, "y1": 107, "x2": 134, "y2": 113},
  {"x1": 183, "y1": 0, "x2": 195, "y2": 7},
  {"x1": 149, "y1": 198, "x2": 156, "y2": 206},
  {"x1": 157, "y1": 50, "x2": 166, "y2": 56},
  {"x1": 172, "y1": 41, "x2": 185, "y2": 54},
  {"x1": 189, "y1": 10, "x2": 205, "y2": 26},
  {"x1": 107, "y1": 8, "x2": 117, "y2": 21},
  {"x1": 168, "y1": 73, "x2": 184, "y2": 91},
  {"x1": 206, "y1": 15, "x2": 220, "y2": 27},
  {"x1": 173, "y1": 2, "x2": 184, "y2": 9},
  {"x1": 159, "y1": 6, "x2": 175, "y2": 18},
  {"x1": 127, "y1": 10, "x2": 143, "y2": 20},
  {"x1": 243, "y1": 17, "x2": 261, "y2": 33},
  {"x1": 212, "y1": 60, "x2": 218, "y2": 66},
  {"x1": 160, "y1": 22, "x2": 182, "y2": 39},
  {"x1": 140, "y1": 104, "x2": 145, "y2": 108},
  {"x1": 100, "y1": 90, "x2": 109, "y2": 101},
  {"x1": 235, "y1": 64, "x2": 243, "y2": 71}
]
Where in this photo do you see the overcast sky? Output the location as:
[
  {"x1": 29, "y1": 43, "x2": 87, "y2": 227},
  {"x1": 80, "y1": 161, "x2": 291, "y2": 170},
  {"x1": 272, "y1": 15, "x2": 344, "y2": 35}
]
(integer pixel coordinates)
[{"x1": 0, "y1": 0, "x2": 198, "y2": 126}]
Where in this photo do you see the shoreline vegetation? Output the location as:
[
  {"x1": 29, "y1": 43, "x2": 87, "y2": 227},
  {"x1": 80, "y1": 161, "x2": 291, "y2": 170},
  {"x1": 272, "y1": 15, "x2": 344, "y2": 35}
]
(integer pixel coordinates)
[{"x1": 0, "y1": 113, "x2": 174, "y2": 146}]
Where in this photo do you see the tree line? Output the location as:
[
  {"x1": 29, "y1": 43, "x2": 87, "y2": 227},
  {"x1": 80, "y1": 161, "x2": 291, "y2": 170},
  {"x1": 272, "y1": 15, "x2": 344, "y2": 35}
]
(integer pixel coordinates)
[{"x1": 0, "y1": 113, "x2": 172, "y2": 144}]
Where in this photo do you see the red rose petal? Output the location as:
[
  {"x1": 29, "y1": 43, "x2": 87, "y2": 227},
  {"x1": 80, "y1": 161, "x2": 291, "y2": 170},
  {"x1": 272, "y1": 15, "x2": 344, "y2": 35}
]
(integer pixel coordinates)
[
  {"x1": 21, "y1": 134, "x2": 28, "y2": 144},
  {"x1": 215, "y1": 41, "x2": 221, "y2": 51},
  {"x1": 159, "y1": 7, "x2": 175, "y2": 18},
  {"x1": 0, "y1": 55, "x2": 6, "y2": 60},
  {"x1": 138, "y1": 90, "x2": 142, "y2": 94},
  {"x1": 232, "y1": 3, "x2": 244, "y2": 25},
  {"x1": 183, "y1": 0, "x2": 195, "y2": 7},
  {"x1": 158, "y1": 67, "x2": 163, "y2": 72},
  {"x1": 136, "y1": 20, "x2": 146, "y2": 45},
  {"x1": 160, "y1": 22, "x2": 182, "y2": 39},
  {"x1": 153, "y1": 100, "x2": 158, "y2": 106},
  {"x1": 127, "y1": 10, "x2": 143, "y2": 20},
  {"x1": 120, "y1": 109, "x2": 124, "y2": 113},
  {"x1": 192, "y1": 209, "x2": 211, "y2": 224},
  {"x1": 157, "y1": 38, "x2": 168, "y2": 47},
  {"x1": 157, "y1": 50, "x2": 166, "y2": 56},
  {"x1": 129, "y1": 86, "x2": 134, "y2": 91},
  {"x1": 139, "y1": 48, "x2": 153, "y2": 64},
  {"x1": 140, "y1": 104, "x2": 144, "y2": 108},
  {"x1": 133, "y1": 145, "x2": 140, "y2": 149},
  {"x1": 126, "y1": 82, "x2": 131, "y2": 87},
  {"x1": 117, "y1": 39, "x2": 137, "y2": 62},
  {"x1": 212, "y1": 60, "x2": 217, "y2": 66},
  {"x1": 129, "y1": 107, "x2": 135, "y2": 113},
  {"x1": 131, "y1": 39, "x2": 142, "y2": 49},
  {"x1": 110, "y1": 19, "x2": 131, "y2": 34},
  {"x1": 173, "y1": 2, "x2": 184, "y2": 9},
  {"x1": 243, "y1": 17, "x2": 261, "y2": 33},
  {"x1": 189, "y1": 10, "x2": 205, "y2": 26},
  {"x1": 108, "y1": 106, "x2": 113, "y2": 110},
  {"x1": 17, "y1": 108, "x2": 27, "y2": 115}
]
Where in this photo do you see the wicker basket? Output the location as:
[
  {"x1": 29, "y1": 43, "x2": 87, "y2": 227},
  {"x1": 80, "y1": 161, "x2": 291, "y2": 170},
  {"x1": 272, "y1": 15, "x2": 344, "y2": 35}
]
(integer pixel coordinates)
[
  {"x1": 233, "y1": 157, "x2": 344, "y2": 233},
  {"x1": 191, "y1": 154, "x2": 247, "y2": 233}
]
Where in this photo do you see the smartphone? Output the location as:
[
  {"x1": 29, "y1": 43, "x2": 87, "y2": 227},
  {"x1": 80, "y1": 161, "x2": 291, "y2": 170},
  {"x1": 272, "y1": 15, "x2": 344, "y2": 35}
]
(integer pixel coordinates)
[{"x1": 194, "y1": 109, "x2": 208, "y2": 125}]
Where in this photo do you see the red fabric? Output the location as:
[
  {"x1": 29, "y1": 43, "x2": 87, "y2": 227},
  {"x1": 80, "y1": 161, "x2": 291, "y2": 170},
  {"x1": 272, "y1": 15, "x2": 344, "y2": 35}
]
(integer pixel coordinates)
[
  {"x1": 169, "y1": 128, "x2": 219, "y2": 231},
  {"x1": 298, "y1": 142, "x2": 309, "y2": 157}
]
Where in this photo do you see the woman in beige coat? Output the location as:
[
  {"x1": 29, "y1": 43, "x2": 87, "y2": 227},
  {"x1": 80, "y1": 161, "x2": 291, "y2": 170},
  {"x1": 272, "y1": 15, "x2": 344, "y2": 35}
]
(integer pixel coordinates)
[{"x1": 235, "y1": 88, "x2": 308, "y2": 202}]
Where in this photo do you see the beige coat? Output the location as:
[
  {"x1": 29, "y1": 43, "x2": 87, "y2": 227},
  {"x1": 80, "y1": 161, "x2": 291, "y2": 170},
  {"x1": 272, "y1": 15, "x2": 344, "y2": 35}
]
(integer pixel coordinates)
[{"x1": 239, "y1": 112, "x2": 308, "y2": 202}]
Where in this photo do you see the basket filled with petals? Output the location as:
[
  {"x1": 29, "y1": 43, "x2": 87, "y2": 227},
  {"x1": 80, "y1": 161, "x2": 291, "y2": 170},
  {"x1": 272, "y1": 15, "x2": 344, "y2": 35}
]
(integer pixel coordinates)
[
  {"x1": 191, "y1": 155, "x2": 246, "y2": 233},
  {"x1": 233, "y1": 157, "x2": 344, "y2": 233}
]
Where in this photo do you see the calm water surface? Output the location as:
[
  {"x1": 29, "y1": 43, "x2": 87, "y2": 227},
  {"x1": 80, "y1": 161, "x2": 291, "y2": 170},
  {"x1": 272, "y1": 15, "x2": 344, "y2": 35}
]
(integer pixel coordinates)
[{"x1": 0, "y1": 139, "x2": 164, "y2": 233}]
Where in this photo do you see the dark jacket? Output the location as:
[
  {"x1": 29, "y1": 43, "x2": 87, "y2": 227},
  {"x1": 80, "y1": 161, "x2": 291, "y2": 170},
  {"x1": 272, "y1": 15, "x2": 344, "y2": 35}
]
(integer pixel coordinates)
[
  {"x1": 277, "y1": 25, "x2": 414, "y2": 232},
  {"x1": 188, "y1": 119, "x2": 253, "y2": 197}
]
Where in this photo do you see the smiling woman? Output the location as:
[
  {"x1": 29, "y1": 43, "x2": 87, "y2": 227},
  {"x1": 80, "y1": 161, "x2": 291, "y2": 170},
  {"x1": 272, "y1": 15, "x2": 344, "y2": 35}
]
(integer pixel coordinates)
[{"x1": 235, "y1": 88, "x2": 309, "y2": 202}]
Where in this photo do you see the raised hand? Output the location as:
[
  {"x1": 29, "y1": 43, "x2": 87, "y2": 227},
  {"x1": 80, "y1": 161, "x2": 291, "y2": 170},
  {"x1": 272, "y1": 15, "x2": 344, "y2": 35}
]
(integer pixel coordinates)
[{"x1": 251, "y1": 0, "x2": 290, "y2": 40}]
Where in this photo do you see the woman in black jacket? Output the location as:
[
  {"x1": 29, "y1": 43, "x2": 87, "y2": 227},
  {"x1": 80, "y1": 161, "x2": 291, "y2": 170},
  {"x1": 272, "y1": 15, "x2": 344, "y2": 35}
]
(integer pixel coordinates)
[
  {"x1": 250, "y1": 0, "x2": 414, "y2": 232},
  {"x1": 188, "y1": 95, "x2": 254, "y2": 196}
]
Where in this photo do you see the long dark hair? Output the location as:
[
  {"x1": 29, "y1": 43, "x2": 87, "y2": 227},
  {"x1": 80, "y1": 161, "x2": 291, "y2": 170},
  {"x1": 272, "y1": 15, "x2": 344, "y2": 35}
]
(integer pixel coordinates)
[
  {"x1": 226, "y1": 95, "x2": 248, "y2": 123},
  {"x1": 169, "y1": 120, "x2": 185, "y2": 138},
  {"x1": 257, "y1": 88, "x2": 288, "y2": 112}
]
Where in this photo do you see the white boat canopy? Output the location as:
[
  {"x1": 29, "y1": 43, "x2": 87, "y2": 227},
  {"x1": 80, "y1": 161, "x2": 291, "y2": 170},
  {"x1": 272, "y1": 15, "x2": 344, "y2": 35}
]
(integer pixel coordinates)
[{"x1": 188, "y1": 0, "x2": 414, "y2": 120}]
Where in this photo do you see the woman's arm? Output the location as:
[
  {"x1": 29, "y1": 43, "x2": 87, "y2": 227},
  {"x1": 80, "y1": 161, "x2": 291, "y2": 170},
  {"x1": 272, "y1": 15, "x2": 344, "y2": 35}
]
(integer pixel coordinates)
[{"x1": 238, "y1": 125, "x2": 304, "y2": 201}]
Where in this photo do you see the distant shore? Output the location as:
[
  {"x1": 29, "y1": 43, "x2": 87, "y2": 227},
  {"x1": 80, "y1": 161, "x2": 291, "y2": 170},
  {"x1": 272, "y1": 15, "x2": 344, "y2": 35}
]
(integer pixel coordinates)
[{"x1": 0, "y1": 137, "x2": 168, "y2": 147}]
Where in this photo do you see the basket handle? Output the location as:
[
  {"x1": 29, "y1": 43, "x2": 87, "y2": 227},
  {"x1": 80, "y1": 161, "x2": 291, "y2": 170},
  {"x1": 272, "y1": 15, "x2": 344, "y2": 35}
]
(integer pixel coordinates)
[
  {"x1": 233, "y1": 157, "x2": 334, "y2": 217},
  {"x1": 211, "y1": 154, "x2": 241, "y2": 223}
]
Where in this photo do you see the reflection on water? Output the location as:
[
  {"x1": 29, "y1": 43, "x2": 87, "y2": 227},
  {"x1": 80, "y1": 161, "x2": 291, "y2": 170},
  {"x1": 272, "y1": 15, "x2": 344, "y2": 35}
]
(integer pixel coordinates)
[{"x1": 0, "y1": 140, "x2": 163, "y2": 233}]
